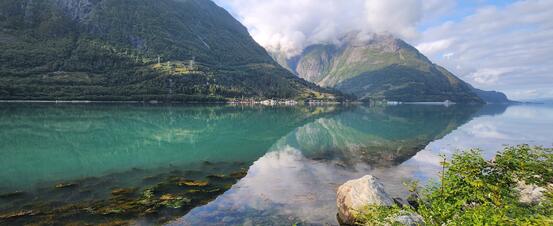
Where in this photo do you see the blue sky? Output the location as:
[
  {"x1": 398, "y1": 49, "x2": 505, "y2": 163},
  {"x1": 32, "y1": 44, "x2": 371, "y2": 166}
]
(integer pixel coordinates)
[
  {"x1": 216, "y1": 0, "x2": 553, "y2": 100},
  {"x1": 418, "y1": 0, "x2": 515, "y2": 30}
]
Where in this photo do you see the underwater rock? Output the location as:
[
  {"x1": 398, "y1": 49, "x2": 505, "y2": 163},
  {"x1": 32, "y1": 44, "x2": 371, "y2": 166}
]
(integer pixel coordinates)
[
  {"x1": 0, "y1": 191, "x2": 25, "y2": 199},
  {"x1": 0, "y1": 163, "x2": 246, "y2": 225},
  {"x1": 159, "y1": 194, "x2": 190, "y2": 209},
  {"x1": 176, "y1": 179, "x2": 209, "y2": 187},
  {"x1": 143, "y1": 175, "x2": 160, "y2": 182},
  {"x1": 111, "y1": 188, "x2": 136, "y2": 196},
  {"x1": 206, "y1": 188, "x2": 222, "y2": 193},
  {"x1": 336, "y1": 175, "x2": 394, "y2": 225},
  {"x1": 55, "y1": 183, "x2": 78, "y2": 189},
  {"x1": 0, "y1": 210, "x2": 37, "y2": 220},
  {"x1": 207, "y1": 174, "x2": 227, "y2": 180},
  {"x1": 230, "y1": 168, "x2": 248, "y2": 179}
]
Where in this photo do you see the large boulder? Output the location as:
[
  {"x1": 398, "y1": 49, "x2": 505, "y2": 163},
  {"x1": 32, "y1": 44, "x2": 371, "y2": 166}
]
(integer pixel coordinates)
[
  {"x1": 336, "y1": 175, "x2": 394, "y2": 224},
  {"x1": 337, "y1": 175, "x2": 425, "y2": 225}
]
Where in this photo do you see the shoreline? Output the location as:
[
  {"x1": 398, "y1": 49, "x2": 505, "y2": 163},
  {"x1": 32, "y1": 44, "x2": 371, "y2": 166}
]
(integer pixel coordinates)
[
  {"x1": 0, "y1": 99, "x2": 515, "y2": 106},
  {"x1": 0, "y1": 99, "x2": 351, "y2": 106}
]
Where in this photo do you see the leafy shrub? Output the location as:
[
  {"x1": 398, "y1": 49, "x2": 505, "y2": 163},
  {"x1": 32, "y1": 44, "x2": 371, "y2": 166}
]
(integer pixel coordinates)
[
  {"x1": 416, "y1": 145, "x2": 552, "y2": 225},
  {"x1": 356, "y1": 145, "x2": 552, "y2": 225}
]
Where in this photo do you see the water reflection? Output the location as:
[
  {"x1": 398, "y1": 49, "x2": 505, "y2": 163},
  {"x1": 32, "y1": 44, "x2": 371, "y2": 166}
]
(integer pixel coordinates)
[
  {"x1": 0, "y1": 104, "x2": 335, "y2": 191},
  {"x1": 174, "y1": 104, "x2": 485, "y2": 225},
  {"x1": 2, "y1": 103, "x2": 551, "y2": 225},
  {"x1": 0, "y1": 104, "x2": 337, "y2": 225}
]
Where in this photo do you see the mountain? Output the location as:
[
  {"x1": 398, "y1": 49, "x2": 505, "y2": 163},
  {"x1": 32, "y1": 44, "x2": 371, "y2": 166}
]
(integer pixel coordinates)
[
  {"x1": 0, "y1": 0, "x2": 338, "y2": 101},
  {"x1": 276, "y1": 33, "x2": 484, "y2": 103},
  {"x1": 470, "y1": 87, "x2": 514, "y2": 104}
]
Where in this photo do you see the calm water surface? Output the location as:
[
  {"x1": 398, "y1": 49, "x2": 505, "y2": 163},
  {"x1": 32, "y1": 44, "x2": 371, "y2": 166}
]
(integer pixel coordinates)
[{"x1": 0, "y1": 103, "x2": 552, "y2": 225}]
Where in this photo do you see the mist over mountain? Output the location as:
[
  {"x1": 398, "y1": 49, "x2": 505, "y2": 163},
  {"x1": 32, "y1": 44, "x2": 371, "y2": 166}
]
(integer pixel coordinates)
[{"x1": 0, "y1": 0, "x2": 339, "y2": 101}]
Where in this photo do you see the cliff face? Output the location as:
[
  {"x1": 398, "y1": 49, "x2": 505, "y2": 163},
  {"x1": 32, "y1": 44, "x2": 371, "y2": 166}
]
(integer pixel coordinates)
[
  {"x1": 295, "y1": 45, "x2": 334, "y2": 84},
  {"x1": 275, "y1": 32, "x2": 484, "y2": 103},
  {"x1": 54, "y1": 0, "x2": 97, "y2": 21}
]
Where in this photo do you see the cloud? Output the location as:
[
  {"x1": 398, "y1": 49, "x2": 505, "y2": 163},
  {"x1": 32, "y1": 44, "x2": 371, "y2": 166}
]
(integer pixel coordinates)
[
  {"x1": 216, "y1": 0, "x2": 454, "y2": 57},
  {"x1": 468, "y1": 67, "x2": 516, "y2": 85},
  {"x1": 416, "y1": 38, "x2": 455, "y2": 56},
  {"x1": 416, "y1": 0, "x2": 553, "y2": 100}
]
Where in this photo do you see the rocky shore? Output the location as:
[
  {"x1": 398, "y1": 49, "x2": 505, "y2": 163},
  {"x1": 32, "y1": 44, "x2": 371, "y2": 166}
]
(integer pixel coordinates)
[
  {"x1": 337, "y1": 173, "x2": 551, "y2": 225},
  {"x1": 336, "y1": 175, "x2": 424, "y2": 225}
]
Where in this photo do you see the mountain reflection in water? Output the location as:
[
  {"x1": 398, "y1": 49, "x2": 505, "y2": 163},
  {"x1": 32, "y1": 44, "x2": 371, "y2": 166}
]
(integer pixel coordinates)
[
  {"x1": 172, "y1": 104, "x2": 491, "y2": 225},
  {"x1": 1, "y1": 103, "x2": 534, "y2": 225}
]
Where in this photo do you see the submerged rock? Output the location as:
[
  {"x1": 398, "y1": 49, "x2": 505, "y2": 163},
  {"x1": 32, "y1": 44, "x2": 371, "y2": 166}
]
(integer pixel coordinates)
[
  {"x1": 0, "y1": 191, "x2": 25, "y2": 199},
  {"x1": 230, "y1": 168, "x2": 248, "y2": 179},
  {"x1": 176, "y1": 179, "x2": 209, "y2": 187},
  {"x1": 55, "y1": 183, "x2": 78, "y2": 189},
  {"x1": 336, "y1": 175, "x2": 394, "y2": 224},
  {"x1": 111, "y1": 188, "x2": 136, "y2": 196},
  {"x1": 159, "y1": 194, "x2": 190, "y2": 209},
  {"x1": 0, "y1": 210, "x2": 37, "y2": 220},
  {"x1": 207, "y1": 174, "x2": 227, "y2": 180}
]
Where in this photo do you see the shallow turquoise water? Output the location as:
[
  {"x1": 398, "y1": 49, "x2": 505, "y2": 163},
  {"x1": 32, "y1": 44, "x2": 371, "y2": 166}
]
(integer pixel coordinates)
[{"x1": 0, "y1": 103, "x2": 552, "y2": 225}]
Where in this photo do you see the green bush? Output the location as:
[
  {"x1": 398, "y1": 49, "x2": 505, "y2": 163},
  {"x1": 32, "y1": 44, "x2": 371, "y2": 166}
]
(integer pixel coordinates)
[
  {"x1": 357, "y1": 145, "x2": 552, "y2": 225},
  {"x1": 417, "y1": 145, "x2": 553, "y2": 225}
]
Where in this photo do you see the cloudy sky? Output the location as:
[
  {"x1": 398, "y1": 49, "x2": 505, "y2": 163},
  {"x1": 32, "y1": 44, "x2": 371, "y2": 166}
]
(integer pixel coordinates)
[{"x1": 214, "y1": 0, "x2": 553, "y2": 101}]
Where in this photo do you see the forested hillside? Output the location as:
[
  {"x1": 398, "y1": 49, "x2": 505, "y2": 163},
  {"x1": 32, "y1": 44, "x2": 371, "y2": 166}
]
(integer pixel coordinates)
[{"x1": 0, "y1": 0, "x2": 339, "y2": 101}]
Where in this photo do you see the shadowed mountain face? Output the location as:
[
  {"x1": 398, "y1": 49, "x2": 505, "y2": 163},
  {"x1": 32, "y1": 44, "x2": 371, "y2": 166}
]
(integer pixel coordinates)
[
  {"x1": 274, "y1": 33, "x2": 490, "y2": 103},
  {"x1": 0, "y1": 0, "x2": 338, "y2": 101},
  {"x1": 470, "y1": 87, "x2": 513, "y2": 104}
]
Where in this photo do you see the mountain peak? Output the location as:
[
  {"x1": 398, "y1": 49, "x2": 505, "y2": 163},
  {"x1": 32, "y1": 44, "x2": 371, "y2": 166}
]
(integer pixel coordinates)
[
  {"x1": 339, "y1": 32, "x2": 404, "y2": 53},
  {"x1": 273, "y1": 32, "x2": 484, "y2": 103}
]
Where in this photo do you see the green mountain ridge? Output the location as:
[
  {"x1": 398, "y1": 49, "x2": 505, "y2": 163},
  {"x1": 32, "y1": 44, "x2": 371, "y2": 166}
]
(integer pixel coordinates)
[
  {"x1": 0, "y1": 0, "x2": 339, "y2": 101},
  {"x1": 275, "y1": 33, "x2": 509, "y2": 103}
]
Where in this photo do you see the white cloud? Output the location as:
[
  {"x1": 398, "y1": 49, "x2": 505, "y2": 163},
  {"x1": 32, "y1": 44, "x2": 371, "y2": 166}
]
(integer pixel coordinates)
[
  {"x1": 468, "y1": 67, "x2": 516, "y2": 85},
  {"x1": 416, "y1": 38, "x2": 455, "y2": 56},
  {"x1": 215, "y1": 0, "x2": 454, "y2": 57}
]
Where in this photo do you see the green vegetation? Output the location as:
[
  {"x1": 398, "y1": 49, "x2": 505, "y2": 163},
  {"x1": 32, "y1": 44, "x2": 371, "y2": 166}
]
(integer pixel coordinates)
[
  {"x1": 0, "y1": 0, "x2": 339, "y2": 101},
  {"x1": 336, "y1": 65, "x2": 483, "y2": 103},
  {"x1": 356, "y1": 145, "x2": 553, "y2": 225},
  {"x1": 355, "y1": 205, "x2": 416, "y2": 226}
]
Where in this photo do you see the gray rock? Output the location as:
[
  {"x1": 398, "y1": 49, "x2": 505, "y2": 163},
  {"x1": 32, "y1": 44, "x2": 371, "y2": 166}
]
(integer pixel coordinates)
[
  {"x1": 390, "y1": 211, "x2": 425, "y2": 226},
  {"x1": 55, "y1": 0, "x2": 96, "y2": 22},
  {"x1": 393, "y1": 197, "x2": 412, "y2": 209},
  {"x1": 336, "y1": 175, "x2": 394, "y2": 225},
  {"x1": 516, "y1": 181, "x2": 550, "y2": 204}
]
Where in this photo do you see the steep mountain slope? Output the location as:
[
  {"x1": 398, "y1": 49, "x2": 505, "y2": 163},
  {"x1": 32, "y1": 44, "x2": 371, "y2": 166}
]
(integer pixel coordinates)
[
  {"x1": 470, "y1": 87, "x2": 513, "y2": 104},
  {"x1": 279, "y1": 33, "x2": 484, "y2": 103},
  {"x1": 0, "y1": 0, "x2": 338, "y2": 101}
]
